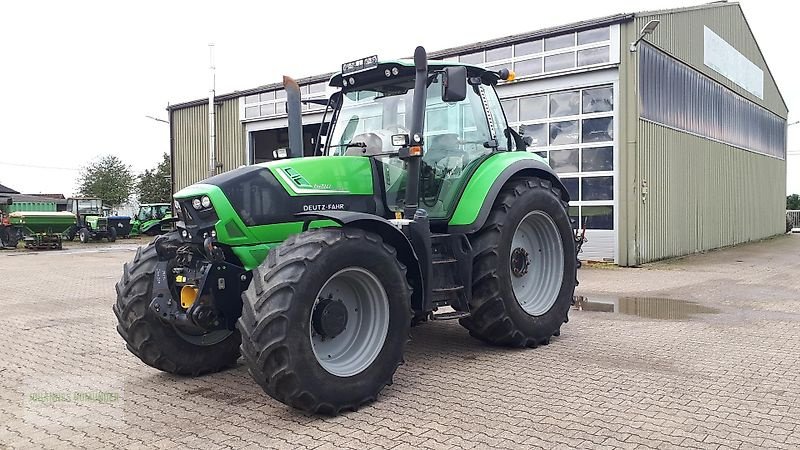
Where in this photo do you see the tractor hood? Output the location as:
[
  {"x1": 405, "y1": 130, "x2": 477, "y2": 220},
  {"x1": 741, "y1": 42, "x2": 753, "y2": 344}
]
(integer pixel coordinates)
[{"x1": 173, "y1": 156, "x2": 383, "y2": 249}]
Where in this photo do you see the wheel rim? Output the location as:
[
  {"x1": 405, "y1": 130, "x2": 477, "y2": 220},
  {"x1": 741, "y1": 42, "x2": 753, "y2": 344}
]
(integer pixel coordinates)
[
  {"x1": 310, "y1": 267, "x2": 390, "y2": 377},
  {"x1": 174, "y1": 328, "x2": 232, "y2": 346},
  {"x1": 510, "y1": 211, "x2": 564, "y2": 316}
]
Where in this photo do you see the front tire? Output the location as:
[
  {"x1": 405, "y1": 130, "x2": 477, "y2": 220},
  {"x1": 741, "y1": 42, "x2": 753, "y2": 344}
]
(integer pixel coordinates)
[
  {"x1": 460, "y1": 177, "x2": 576, "y2": 347},
  {"x1": 108, "y1": 227, "x2": 117, "y2": 242},
  {"x1": 78, "y1": 228, "x2": 90, "y2": 243},
  {"x1": 239, "y1": 228, "x2": 411, "y2": 414},
  {"x1": 113, "y1": 234, "x2": 241, "y2": 375}
]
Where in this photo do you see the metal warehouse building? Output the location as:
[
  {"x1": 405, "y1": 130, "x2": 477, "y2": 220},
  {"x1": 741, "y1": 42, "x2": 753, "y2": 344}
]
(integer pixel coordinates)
[{"x1": 167, "y1": 2, "x2": 787, "y2": 266}]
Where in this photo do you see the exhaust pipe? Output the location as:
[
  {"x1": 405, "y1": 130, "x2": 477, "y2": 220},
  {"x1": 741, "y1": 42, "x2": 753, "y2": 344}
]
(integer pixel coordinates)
[
  {"x1": 283, "y1": 76, "x2": 304, "y2": 158},
  {"x1": 403, "y1": 46, "x2": 428, "y2": 218}
]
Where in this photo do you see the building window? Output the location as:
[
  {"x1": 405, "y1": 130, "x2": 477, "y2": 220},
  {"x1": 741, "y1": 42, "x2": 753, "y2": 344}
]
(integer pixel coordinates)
[
  {"x1": 545, "y1": 33, "x2": 575, "y2": 51},
  {"x1": 577, "y1": 46, "x2": 610, "y2": 66},
  {"x1": 545, "y1": 52, "x2": 575, "y2": 72},
  {"x1": 239, "y1": 81, "x2": 328, "y2": 120},
  {"x1": 577, "y1": 27, "x2": 610, "y2": 45},
  {"x1": 503, "y1": 84, "x2": 615, "y2": 233}
]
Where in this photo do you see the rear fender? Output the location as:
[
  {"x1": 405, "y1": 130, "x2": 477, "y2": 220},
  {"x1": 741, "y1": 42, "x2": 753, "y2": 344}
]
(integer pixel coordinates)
[
  {"x1": 296, "y1": 211, "x2": 424, "y2": 313},
  {"x1": 448, "y1": 155, "x2": 569, "y2": 234}
]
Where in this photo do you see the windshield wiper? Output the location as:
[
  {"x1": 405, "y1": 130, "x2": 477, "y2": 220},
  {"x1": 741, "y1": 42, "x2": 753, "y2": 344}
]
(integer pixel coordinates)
[{"x1": 329, "y1": 142, "x2": 367, "y2": 148}]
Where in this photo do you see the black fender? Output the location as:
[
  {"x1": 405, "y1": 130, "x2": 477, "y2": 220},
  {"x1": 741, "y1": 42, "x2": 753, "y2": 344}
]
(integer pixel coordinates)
[
  {"x1": 296, "y1": 211, "x2": 424, "y2": 313},
  {"x1": 447, "y1": 158, "x2": 570, "y2": 235}
]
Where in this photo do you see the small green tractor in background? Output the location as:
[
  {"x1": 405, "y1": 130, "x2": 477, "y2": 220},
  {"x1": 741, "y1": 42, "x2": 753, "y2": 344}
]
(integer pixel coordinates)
[
  {"x1": 115, "y1": 46, "x2": 578, "y2": 414},
  {"x1": 65, "y1": 198, "x2": 116, "y2": 243},
  {"x1": 130, "y1": 203, "x2": 173, "y2": 236}
]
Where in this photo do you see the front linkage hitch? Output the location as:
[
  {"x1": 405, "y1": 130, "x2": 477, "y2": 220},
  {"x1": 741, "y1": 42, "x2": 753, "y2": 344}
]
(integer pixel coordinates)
[{"x1": 150, "y1": 236, "x2": 251, "y2": 335}]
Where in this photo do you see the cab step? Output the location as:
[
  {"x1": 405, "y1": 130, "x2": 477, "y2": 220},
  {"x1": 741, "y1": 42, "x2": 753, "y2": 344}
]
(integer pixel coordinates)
[
  {"x1": 431, "y1": 310, "x2": 471, "y2": 321},
  {"x1": 432, "y1": 257, "x2": 458, "y2": 265},
  {"x1": 432, "y1": 285, "x2": 464, "y2": 294}
]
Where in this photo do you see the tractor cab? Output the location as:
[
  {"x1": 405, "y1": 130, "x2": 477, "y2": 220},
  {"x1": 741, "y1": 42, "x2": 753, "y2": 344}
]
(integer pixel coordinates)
[
  {"x1": 131, "y1": 203, "x2": 173, "y2": 236},
  {"x1": 323, "y1": 58, "x2": 523, "y2": 220},
  {"x1": 136, "y1": 203, "x2": 171, "y2": 222}
]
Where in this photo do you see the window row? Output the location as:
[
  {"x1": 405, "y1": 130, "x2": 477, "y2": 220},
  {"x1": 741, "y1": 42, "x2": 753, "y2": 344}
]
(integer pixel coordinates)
[
  {"x1": 568, "y1": 205, "x2": 614, "y2": 230},
  {"x1": 483, "y1": 46, "x2": 610, "y2": 77},
  {"x1": 559, "y1": 176, "x2": 614, "y2": 202},
  {"x1": 531, "y1": 146, "x2": 613, "y2": 174},
  {"x1": 455, "y1": 27, "x2": 610, "y2": 64},
  {"x1": 244, "y1": 100, "x2": 326, "y2": 119},
  {"x1": 502, "y1": 86, "x2": 613, "y2": 122},
  {"x1": 243, "y1": 82, "x2": 326, "y2": 105},
  {"x1": 519, "y1": 117, "x2": 613, "y2": 147}
]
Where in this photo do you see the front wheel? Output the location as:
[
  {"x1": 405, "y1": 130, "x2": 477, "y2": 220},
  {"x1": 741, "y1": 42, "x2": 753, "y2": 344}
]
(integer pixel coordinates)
[
  {"x1": 239, "y1": 228, "x2": 411, "y2": 414},
  {"x1": 107, "y1": 227, "x2": 117, "y2": 242},
  {"x1": 78, "y1": 228, "x2": 90, "y2": 243},
  {"x1": 113, "y1": 234, "x2": 241, "y2": 375},
  {"x1": 460, "y1": 177, "x2": 576, "y2": 347}
]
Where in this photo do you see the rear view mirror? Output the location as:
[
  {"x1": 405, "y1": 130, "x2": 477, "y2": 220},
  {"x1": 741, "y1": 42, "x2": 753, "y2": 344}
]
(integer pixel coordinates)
[{"x1": 442, "y1": 66, "x2": 467, "y2": 103}]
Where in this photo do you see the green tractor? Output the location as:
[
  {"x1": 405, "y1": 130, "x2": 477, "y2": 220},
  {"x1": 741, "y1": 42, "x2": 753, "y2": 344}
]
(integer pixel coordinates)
[
  {"x1": 130, "y1": 203, "x2": 173, "y2": 236},
  {"x1": 65, "y1": 198, "x2": 117, "y2": 243},
  {"x1": 115, "y1": 47, "x2": 578, "y2": 414}
]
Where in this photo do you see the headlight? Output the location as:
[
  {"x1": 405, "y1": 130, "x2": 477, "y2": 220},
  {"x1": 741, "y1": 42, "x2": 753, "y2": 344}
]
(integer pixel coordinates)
[
  {"x1": 192, "y1": 198, "x2": 202, "y2": 210},
  {"x1": 201, "y1": 196, "x2": 211, "y2": 208}
]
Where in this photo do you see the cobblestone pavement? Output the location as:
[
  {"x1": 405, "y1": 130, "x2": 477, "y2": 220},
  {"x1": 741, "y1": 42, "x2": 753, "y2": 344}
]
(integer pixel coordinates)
[{"x1": 1, "y1": 235, "x2": 799, "y2": 449}]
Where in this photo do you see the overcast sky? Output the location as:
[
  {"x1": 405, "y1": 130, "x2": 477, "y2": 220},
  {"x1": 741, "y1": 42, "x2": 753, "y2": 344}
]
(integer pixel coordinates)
[{"x1": 0, "y1": 0, "x2": 797, "y2": 196}]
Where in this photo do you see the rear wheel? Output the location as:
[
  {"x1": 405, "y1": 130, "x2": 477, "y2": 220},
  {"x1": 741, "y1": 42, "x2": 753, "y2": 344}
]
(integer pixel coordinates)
[
  {"x1": 239, "y1": 228, "x2": 411, "y2": 414},
  {"x1": 113, "y1": 234, "x2": 240, "y2": 375},
  {"x1": 460, "y1": 177, "x2": 576, "y2": 347}
]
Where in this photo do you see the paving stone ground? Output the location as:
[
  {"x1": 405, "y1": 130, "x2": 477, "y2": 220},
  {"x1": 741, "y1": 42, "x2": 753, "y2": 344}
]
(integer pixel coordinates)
[{"x1": 1, "y1": 235, "x2": 799, "y2": 449}]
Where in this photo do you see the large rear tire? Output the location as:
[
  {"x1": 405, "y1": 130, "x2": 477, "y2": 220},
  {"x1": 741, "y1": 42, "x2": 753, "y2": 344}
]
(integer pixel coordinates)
[
  {"x1": 113, "y1": 234, "x2": 241, "y2": 375},
  {"x1": 460, "y1": 177, "x2": 576, "y2": 347},
  {"x1": 239, "y1": 228, "x2": 411, "y2": 414}
]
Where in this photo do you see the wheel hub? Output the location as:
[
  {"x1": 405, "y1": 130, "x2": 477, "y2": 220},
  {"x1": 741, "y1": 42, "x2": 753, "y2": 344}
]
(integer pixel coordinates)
[
  {"x1": 510, "y1": 247, "x2": 530, "y2": 277},
  {"x1": 312, "y1": 297, "x2": 348, "y2": 339}
]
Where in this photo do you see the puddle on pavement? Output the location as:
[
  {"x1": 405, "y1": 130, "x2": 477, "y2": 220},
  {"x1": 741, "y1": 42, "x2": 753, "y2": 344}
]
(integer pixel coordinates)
[{"x1": 572, "y1": 295, "x2": 719, "y2": 320}]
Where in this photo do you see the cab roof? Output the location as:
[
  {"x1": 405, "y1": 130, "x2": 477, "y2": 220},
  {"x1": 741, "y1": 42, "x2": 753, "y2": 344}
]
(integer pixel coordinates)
[{"x1": 329, "y1": 60, "x2": 502, "y2": 90}]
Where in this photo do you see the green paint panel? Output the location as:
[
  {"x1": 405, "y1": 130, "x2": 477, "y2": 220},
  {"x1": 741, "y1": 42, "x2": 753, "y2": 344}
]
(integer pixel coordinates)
[
  {"x1": 7, "y1": 202, "x2": 57, "y2": 213},
  {"x1": 448, "y1": 152, "x2": 547, "y2": 227},
  {"x1": 265, "y1": 156, "x2": 374, "y2": 196}
]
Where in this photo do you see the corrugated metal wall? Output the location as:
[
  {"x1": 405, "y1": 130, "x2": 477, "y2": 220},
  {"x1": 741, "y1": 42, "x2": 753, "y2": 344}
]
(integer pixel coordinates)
[
  {"x1": 617, "y1": 4, "x2": 789, "y2": 265},
  {"x1": 636, "y1": 120, "x2": 785, "y2": 262},
  {"x1": 634, "y1": 3, "x2": 787, "y2": 117},
  {"x1": 171, "y1": 98, "x2": 244, "y2": 191}
]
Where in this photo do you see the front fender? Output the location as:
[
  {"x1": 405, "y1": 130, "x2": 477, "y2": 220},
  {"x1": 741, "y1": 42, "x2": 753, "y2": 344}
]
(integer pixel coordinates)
[
  {"x1": 448, "y1": 152, "x2": 569, "y2": 234},
  {"x1": 296, "y1": 211, "x2": 424, "y2": 313}
]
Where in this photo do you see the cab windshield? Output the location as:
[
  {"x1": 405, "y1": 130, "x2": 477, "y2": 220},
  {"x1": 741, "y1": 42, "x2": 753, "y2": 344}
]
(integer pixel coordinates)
[
  {"x1": 76, "y1": 199, "x2": 102, "y2": 215},
  {"x1": 326, "y1": 71, "x2": 510, "y2": 218},
  {"x1": 137, "y1": 205, "x2": 169, "y2": 221}
]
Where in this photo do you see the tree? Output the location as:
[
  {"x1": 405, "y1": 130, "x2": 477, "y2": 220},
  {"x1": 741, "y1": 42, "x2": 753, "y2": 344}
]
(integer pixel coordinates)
[
  {"x1": 138, "y1": 153, "x2": 172, "y2": 203},
  {"x1": 788, "y1": 194, "x2": 800, "y2": 210},
  {"x1": 76, "y1": 155, "x2": 134, "y2": 207}
]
